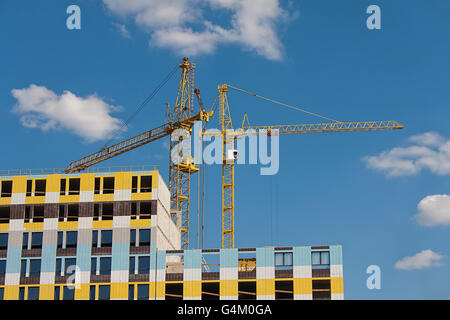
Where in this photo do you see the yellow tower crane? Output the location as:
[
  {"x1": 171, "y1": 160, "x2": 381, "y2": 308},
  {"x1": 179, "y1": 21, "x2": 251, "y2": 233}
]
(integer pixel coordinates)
[
  {"x1": 63, "y1": 58, "x2": 213, "y2": 249},
  {"x1": 204, "y1": 84, "x2": 403, "y2": 249}
]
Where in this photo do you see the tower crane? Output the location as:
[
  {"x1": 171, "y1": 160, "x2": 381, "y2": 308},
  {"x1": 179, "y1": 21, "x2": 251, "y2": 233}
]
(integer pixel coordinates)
[
  {"x1": 63, "y1": 58, "x2": 213, "y2": 249},
  {"x1": 203, "y1": 84, "x2": 403, "y2": 249}
]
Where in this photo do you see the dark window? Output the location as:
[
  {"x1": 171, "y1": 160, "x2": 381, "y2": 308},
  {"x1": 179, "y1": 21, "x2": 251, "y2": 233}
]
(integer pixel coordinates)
[
  {"x1": 68, "y1": 178, "x2": 80, "y2": 195},
  {"x1": 99, "y1": 257, "x2": 111, "y2": 275},
  {"x1": 140, "y1": 202, "x2": 151, "y2": 219},
  {"x1": 130, "y1": 229, "x2": 136, "y2": 247},
  {"x1": 55, "y1": 259, "x2": 62, "y2": 276},
  {"x1": 98, "y1": 285, "x2": 110, "y2": 300},
  {"x1": 92, "y1": 230, "x2": 98, "y2": 248},
  {"x1": 128, "y1": 284, "x2": 135, "y2": 300},
  {"x1": 34, "y1": 180, "x2": 46, "y2": 196},
  {"x1": 137, "y1": 284, "x2": 149, "y2": 300},
  {"x1": 22, "y1": 233, "x2": 28, "y2": 250},
  {"x1": 0, "y1": 260, "x2": 6, "y2": 277},
  {"x1": 102, "y1": 203, "x2": 113, "y2": 220},
  {"x1": 31, "y1": 232, "x2": 43, "y2": 249},
  {"x1": 58, "y1": 205, "x2": 65, "y2": 222},
  {"x1": 1, "y1": 181, "x2": 12, "y2": 198},
  {"x1": 140, "y1": 176, "x2": 152, "y2": 193},
  {"x1": 129, "y1": 256, "x2": 135, "y2": 274},
  {"x1": 138, "y1": 256, "x2": 150, "y2": 274},
  {"x1": 91, "y1": 257, "x2": 97, "y2": 275},
  {"x1": 131, "y1": 202, "x2": 137, "y2": 219},
  {"x1": 312, "y1": 279, "x2": 331, "y2": 300},
  {"x1": 89, "y1": 285, "x2": 96, "y2": 300},
  {"x1": 93, "y1": 204, "x2": 100, "y2": 220},
  {"x1": 57, "y1": 232, "x2": 63, "y2": 249},
  {"x1": 139, "y1": 229, "x2": 151, "y2": 246},
  {"x1": 19, "y1": 287, "x2": 25, "y2": 300},
  {"x1": 24, "y1": 206, "x2": 31, "y2": 222},
  {"x1": 60, "y1": 179, "x2": 66, "y2": 196},
  {"x1": 63, "y1": 286, "x2": 74, "y2": 300},
  {"x1": 100, "y1": 230, "x2": 112, "y2": 248},
  {"x1": 0, "y1": 288, "x2": 3, "y2": 300},
  {"x1": 54, "y1": 286, "x2": 61, "y2": 300},
  {"x1": 94, "y1": 178, "x2": 101, "y2": 195},
  {"x1": 29, "y1": 259, "x2": 41, "y2": 277},
  {"x1": 132, "y1": 176, "x2": 138, "y2": 193},
  {"x1": 26, "y1": 180, "x2": 32, "y2": 197},
  {"x1": 67, "y1": 204, "x2": 79, "y2": 221},
  {"x1": 64, "y1": 258, "x2": 76, "y2": 276},
  {"x1": 20, "y1": 260, "x2": 27, "y2": 277},
  {"x1": 103, "y1": 177, "x2": 115, "y2": 194},
  {"x1": 33, "y1": 206, "x2": 44, "y2": 222},
  {"x1": 27, "y1": 287, "x2": 40, "y2": 300},
  {"x1": 0, "y1": 233, "x2": 8, "y2": 249},
  {"x1": 66, "y1": 231, "x2": 77, "y2": 249},
  {"x1": 0, "y1": 207, "x2": 9, "y2": 224}
]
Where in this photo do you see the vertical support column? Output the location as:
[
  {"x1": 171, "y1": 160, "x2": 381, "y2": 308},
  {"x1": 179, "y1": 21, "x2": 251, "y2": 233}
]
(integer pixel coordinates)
[
  {"x1": 74, "y1": 216, "x2": 93, "y2": 300},
  {"x1": 110, "y1": 215, "x2": 130, "y2": 300},
  {"x1": 183, "y1": 249, "x2": 201, "y2": 300},
  {"x1": 293, "y1": 246, "x2": 312, "y2": 300},
  {"x1": 256, "y1": 247, "x2": 275, "y2": 300},
  {"x1": 219, "y1": 248, "x2": 238, "y2": 300},
  {"x1": 4, "y1": 218, "x2": 23, "y2": 300},
  {"x1": 330, "y1": 245, "x2": 344, "y2": 300},
  {"x1": 39, "y1": 216, "x2": 58, "y2": 300},
  {"x1": 155, "y1": 250, "x2": 166, "y2": 300}
]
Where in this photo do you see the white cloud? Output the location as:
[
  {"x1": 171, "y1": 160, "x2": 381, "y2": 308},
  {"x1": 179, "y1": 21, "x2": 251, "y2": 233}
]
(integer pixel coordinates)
[
  {"x1": 113, "y1": 23, "x2": 131, "y2": 39},
  {"x1": 395, "y1": 249, "x2": 444, "y2": 270},
  {"x1": 414, "y1": 194, "x2": 450, "y2": 226},
  {"x1": 103, "y1": 0, "x2": 291, "y2": 60},
  {"x1": 363, "y1": 132, "x2": 450, "y2": 177},
  {"x1": 11, "y1": 84, "x2": 124, "y2": 143}
]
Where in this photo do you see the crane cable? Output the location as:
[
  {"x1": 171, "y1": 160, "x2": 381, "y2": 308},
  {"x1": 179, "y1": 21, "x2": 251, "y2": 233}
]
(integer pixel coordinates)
[
  {"x1": 227, "y1": 84, "x2": 342, "y2": 124},
  {"x1": 100, "y1": 63, "x2": 180, "y2": 150}
]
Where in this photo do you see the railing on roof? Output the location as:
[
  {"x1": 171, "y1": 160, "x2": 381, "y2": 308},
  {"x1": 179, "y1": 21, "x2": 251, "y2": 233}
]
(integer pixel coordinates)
[{"x1": 0, "y1": 165, "x2": 160, "y2": 176}]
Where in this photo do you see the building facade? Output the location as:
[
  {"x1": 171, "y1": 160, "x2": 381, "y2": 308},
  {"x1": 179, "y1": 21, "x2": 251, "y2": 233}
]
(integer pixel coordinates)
[{"x1": 0, "y1": 170, "x2": 343, "y2": 300}]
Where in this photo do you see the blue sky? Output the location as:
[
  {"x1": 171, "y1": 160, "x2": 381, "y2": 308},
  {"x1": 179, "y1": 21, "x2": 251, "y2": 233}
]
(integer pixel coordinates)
[{"x1": 1, "y1": 0, "x2": 450, "y2": 299}]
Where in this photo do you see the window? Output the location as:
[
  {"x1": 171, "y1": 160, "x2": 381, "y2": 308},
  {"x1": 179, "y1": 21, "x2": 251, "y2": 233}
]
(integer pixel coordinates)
[
  {"x1": 63, "y1": 286, "x2": 74, "y2": 300},
  {"x1": 0, "y1": 259, "x2": 6, "y2": 277},
  {"x1": 103, "y1": 177, "x2": 115, "y2": 194},
  {"x1": 1, "y1": 181, "x2": 12, "y2": 198},
  {"x1": 275, "y1": 252, "x2": 293, "y2": 268},
  {"x1": 64, "y1": 258, "x2": 76, "y2": 276},
  {"x1": 26, "y1": 180, "x2": 32, "y2": 197},
  {"x1": 137, "y1": 284, "x2": 149, "y2": 300},
  {"x1": 34, "y1": 180, "x2": 46, "y2": 196},
  {"x1": 94, "y1": 178, "x2": 101, "y2": 195},
  {"x1": 132, "y1": 176, "x2": 138, "y2": 193},
  {"x1": 102, "y1": 203, "x2": 113, "y2": 220},
  {"x1": 24, "y1": 206, "x2": 31, "y2": 222},
  {"x1": 31, "y1": 232, "x2": 43, "y2": 249},
  {"x1": 129, "y1": 256, "x2": 135, "y2": 274},
  {"x1": 131, "y1": 202, "x2": 137, "y2": 219},
  {"x1": 139, "y1": 229, "x2": 151, "y2": 246},
  {"x1": 89, "y1": 285, "x2": 96, "y2": 300},
  {"x1": 67, "y1": 204, "x2": 79, "y2": 221},
  {"x1": 0, "y1": 233, "x2": 8, "y2": 249},
  {"x1": 22, "y1": 233, "x2": 29, "y2": 250},
  {"x1": 130, "y1": 229, "x2": 136, "y2": 247},
  {"x1": 128, "y1": 284, "x2": 135, "y2": 300},
  {"x1": 100, "y1": 230, "x2": 112, "y2": 248},
  {"x1": 93, "y1": 204, "x2": 100, "y2": 220},
  {"x1": 60, "y1": 179, "x2": 66, "y2": 196},
  {"x1": 312, "y1": 251, "x2": 330, "y2": 268},
  {"x1": 29, "y1": 259, "x2": 41, "y2": 277},
  {"x1": 58, "y1": 205, "x2": 66, "y2": 222},
  {"x1": 140, "y1": 176, "x2": 152, "y2": 193},
  {"x1": 92, "y1": 230, "x2": 98, "y2": 248},
  {"x1": 91, "y1": 257, "x2": 97, "y2": 275},
  {"x1": 138, "y1": 256, "x2": 150, "y2": 274},
  {"x1": 0, "y1": 207, "x2": 9, "y2": 224},
  {"x1": 55, "y1": 259, "x2": 62, "y2": 276},
  {"x1": 68, "y1": 178, "x2": 80, "y2": 195},
  {"x1": 19, "y1": 287, "x2": 25, "y2": 300},
  {"x1": 99, "y1": 257, "x2": 111, "y2": 275},
  {"x1": 20, "y1": 260, "x2": 27, "y2": 277},
  {"x1": 27, "y1": 287, "x2": 39, "y2": 300},
  {"x1": 0, "y1": 287, "x2": 4, "y2": 300},
  {"x1": 33, "y1": 206, "x2": 44, "y2": 222},
  {"x1": 54, "y1": 286, "x2": 61, "y2": 300},
  {"x1": 98, "y1": 285, "x2": 110, "y2": 300},
  {"x1": 57, "y1": 232, "x2": 63, "y2": 249},
  {"x1": 66, "y1": 231, "x2": 77, "y2": 248},
  {"x1": 140, "y1": 202, "x2": 151, "y2": 219},
  {"x1": 312, "y1": 279, "x2": 331, "y2": 300}
]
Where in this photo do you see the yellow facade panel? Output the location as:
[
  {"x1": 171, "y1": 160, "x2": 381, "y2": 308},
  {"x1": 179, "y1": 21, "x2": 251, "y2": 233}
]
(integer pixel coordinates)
[
  {"x1": 57, "y1": 221, "x2": 79, "y2": 230},
  {"x1": 114, "y1": 172, "x2": 132, "y2": 191},
  {"x1": 38, "y1": 284, "x2": 54, "y2": 300},
  {"x1": 110, "y1": 282, "x2": 128, "y2": 300},
  {"x1": 0, "y1": 224, "x2": 9, "y2": 232},
  {"x1": 59, "y1": 195, "x2": 80, "y2": 203},
  {"x1": 0, "y1": 198, "x2": 11, "y2": 205},
  {"x1": 152, "y1": 171, "x2": 159, "y2": 189},
  {"x1": 94, "y1": 194, "x2": 114, "y2": 202},
  {"x1": 75, "y1": 283, "x2": 90, "y2": 300},
  {"x1": 183, "y1": 281, "x2": 201, "y2": 298},
  {"x1": 93, "y1": 220, "x2": 113, "y2": 229},
  {"x1": 25, "y1": 196, "x2": 46, "y2": 205},
  {"x1": 130, "y1": 219, "x2": 151, "y2": 228},
  {"x1": 46, "y1": 174, "x2": 60, "y2": 193},
  {"x1": 12, "y1": 176, "x2": 27, "y2": 193},
  {"x1": 4, "y1": 286, "x2": 19, "y2": 300},
  {"x1": 131, "y1": 193, "x2": 152, "y2": 201},
  {"x1": 80, "y1": 173, "x2": 95, "y2": 192},
  {"x1": 220, "y1": 280, "x2": 238, "y2": 297},
  {"x1": 294, "y1": 278, "x2": 313, "y2": 295},
  {"x1": 331, "y1": 277, "x2": 344, "y2": 294},
  {"x1": 24, "y1": 222, "x2": 44, "y2": 231},
  {"x1": 256, "y1": 279, "x2": 275, "y2": 296}
]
